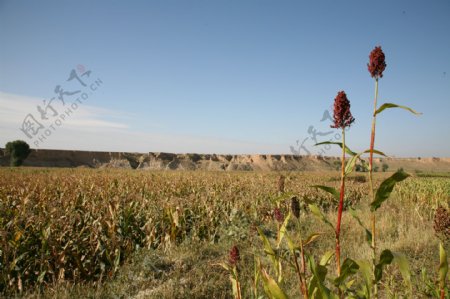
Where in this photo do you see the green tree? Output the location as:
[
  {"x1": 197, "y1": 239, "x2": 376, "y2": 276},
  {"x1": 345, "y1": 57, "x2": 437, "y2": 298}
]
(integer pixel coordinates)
[
  {"x1": 382, "y1": 163, "x2": 389, "y2": 172},
  {"x1": 5, "y1": 140, "x2": 31, "y2": 166}
]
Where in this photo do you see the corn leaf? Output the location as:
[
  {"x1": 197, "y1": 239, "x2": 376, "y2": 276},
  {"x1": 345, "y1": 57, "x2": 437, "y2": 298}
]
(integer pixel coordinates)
[
  {"x1": 334, "y1": 258, "x2": 359, "y2": 287},
  {"x1": 309, "y1": 204, "x2": 334, "y2": 230},
  {"x1": 356, "y1": 260, "x2": 372, "y2": 298},
  {"x1": 375, "y1": 249, "x2": 394, "y2": 283},
  {"x1": 320, "y1": 250, "x2": 335, "y2": 266},
  {"x1": 257, "y1": 227, "x2": 279, "y2": 278},
  {"x1": 311, "y1": 185, "x2": 339, "y2": 201},
  {"x1": 314, "y1": 141, "x2": 357, "y2": 156},
  {"x1": 285, "y1": 233, "x2": 296, "y2": 252},
  {"x1": 303, "y1": 233, "x2": 322, "y2": 247},
  {"x1": 260, "y1": 267, "x2": 289, "y2": 299},
  {"x1": 370, "y1": 170, "x2": 410, "y2": 211},
  {"x1": 216, "y1": 262, "x2": 230, "y2": 271},
  {"x1": 307, "y1": 255, "x2": 336, "y2": 299},
  {"x1": 392, "y1": 251, "x2": 412, "y2": 289},
  {"x1": 349, "y1": 208, "x2": 372, "y2": 245},
  {"x1": 345, "y1": 149, "x2": 386, "y2": 176},
  {"x1": 277, "y1": 212, "x2": 291, "y2": 248},
  {"x1": 375, "y1": 103, "x2": 422, "y2": 116}
]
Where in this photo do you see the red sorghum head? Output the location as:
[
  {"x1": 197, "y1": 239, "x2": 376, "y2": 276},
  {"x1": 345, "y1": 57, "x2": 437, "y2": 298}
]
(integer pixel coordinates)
[
  {"x1": 434, "y1": 206, "x2": 450, "y2": 241},
  {"x1": 368, "y1": 46, "x2": 386, "y2": 79},
  {"x1": 229, "y1": 245, "x2": 240, "y2": 266},
  {"x1": 274, "y1": 207, "x2": 284, "y2": 223},
  {"x1": 291, "y1": 196, "x2": 300, "y2": 219},
  {"x1": 331, "y1": 91, "x2": 355, "y2": 129}
]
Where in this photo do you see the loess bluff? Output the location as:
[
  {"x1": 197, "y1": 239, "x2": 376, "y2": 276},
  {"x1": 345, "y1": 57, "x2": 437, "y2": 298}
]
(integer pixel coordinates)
[{"x1": 1, "y1": 149, "x2": 450, "y2": 172}]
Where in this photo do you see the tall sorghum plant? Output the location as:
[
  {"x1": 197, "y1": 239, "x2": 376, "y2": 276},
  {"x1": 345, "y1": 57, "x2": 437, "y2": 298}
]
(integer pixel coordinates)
[
  {"x1": 330, "y1": 91, "x2": 355, "y2": 276},
  {"x1": 366, "y1": 46, "x2": 421, "y2": 297},
  {"x1": 367, "y1": 46, "x2": 386, "y2": 297}
]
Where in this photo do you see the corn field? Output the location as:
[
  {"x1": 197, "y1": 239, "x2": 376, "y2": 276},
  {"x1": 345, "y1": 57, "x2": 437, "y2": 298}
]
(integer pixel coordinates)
[{"x1": 0, "y1": 168, "x2": 449, "y2": 297}]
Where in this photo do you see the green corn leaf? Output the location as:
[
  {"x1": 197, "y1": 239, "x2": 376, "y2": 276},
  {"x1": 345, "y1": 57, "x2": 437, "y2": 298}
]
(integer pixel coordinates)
[
  {"x1": 334, "y1": 258, "x2": 359, "y2": 287},
  {"x1": 356, "y1": 260, "x2": 372, "y2": 297},
  {"x1": 260, "y1": 267, "x2": 289, "y2": 299},
  {"x1": 314, "y1": 141, "x2": 357, "y2": 156},
  {"x1": 364, "y1": 149, "x2": 387, "y2": 156},
  {"x1": 349, "y1": 208, "x2": 372, "y2": 245},
  {"x1": 257, "y1": 227, "x2": 276, "y2": 257},
  {"x1": 257, "y1": 227, "x2": 280, "y2": 278},
  {"x1": 308, "y1": 255, "x2": 327, "y2": 282},
  {"x1": 307, "y1": 255, "x2": 336, "y2": 299},
  {"x1": 320, "y1": 250, "x2": 335, "y2": 266},
  {"x1": 344, "y1": 155, "x2": 359, "y2": 176},
  {"x1": 392, "y1": 251, "x2": 412, "y2": 288},
  {"x1": 309, "y1": 204, "x2": 334, "y2": 230},
  {"x1": 216, "y1": 262, "x2": 230, "y2": 271},
  {"x1": 375, "y1": 249, "x2": 394, "y2": 282},
  {"x1": 277, "y1": 212, "x2": 291, "y2": 248},
  {"x1": 303, "y1": 233, "x2": 322, "y2": 247},
  {"x1": 375, "y1": 103, "x2": 422, "y2": 116},
  {"x1": 439, "y1": 242, "x2": 448, "y2": 290},
  {"x1": 310, "y1": 288, "x2": 318, "y2": 298},
  {"x1": 345, "y1": 149, "x2": 386, "y2": 176},
  {"x1": 311, "y1": 185, "x2": 340, "y2": 201},
  {"x1": 379, "y1": 249, "x2": 394, "y2": 265},
  {"x1": 370, "y1": 170, "x2": 410, "y2": 211},
  {"x1": 285, "y1": 233, "x2": 296, "y2": 253},
  {"x1": 345, "y1": 279, "x2": 356, "y2": 289}
]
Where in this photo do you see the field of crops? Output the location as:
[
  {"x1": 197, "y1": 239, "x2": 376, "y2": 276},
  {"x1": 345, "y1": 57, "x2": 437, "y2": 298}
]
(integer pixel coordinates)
[{"x1": 0, "y1": 167, "x2": 449, "y2": 298}]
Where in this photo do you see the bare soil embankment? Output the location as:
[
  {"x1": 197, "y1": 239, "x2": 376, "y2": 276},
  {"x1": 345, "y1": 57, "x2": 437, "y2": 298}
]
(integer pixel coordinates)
[{"x1": 1, "y1": 149, "x2": 450, "y2": 172}]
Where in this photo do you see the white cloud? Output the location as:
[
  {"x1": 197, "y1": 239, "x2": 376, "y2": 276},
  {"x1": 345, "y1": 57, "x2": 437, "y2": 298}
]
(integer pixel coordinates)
[
  {"x1": 0, "y1": 91, "x2": 129, "y2": 130},
  {"x1": 0, "y1": 91, "x2": 286, "y2": 154}
]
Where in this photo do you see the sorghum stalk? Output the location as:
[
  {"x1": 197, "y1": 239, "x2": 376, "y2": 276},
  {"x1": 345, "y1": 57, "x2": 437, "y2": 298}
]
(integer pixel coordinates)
[
  {"x1": 296, "y1": 219, "x2": 309, "y2": 299},
  {"x1": 229, "y1": 246, "x2": 241, "y2": 299},
  {"x1": 330, "y1": 90, "x2": 354, "y2": 278},
  {"x1": 367, "y1": 46, "x2": 386, "y2": 298},
  {"x1": 335, "y1": 128, "x2": 345, "y2": 276},
  {"x1": 234, "y1": 269, "x2": 242, "y2": 299},
  {"x1": 291, "y1": 197, "x2": 308, "y2": 298},
  {"x1": 369, "y1": 78, "x2": 379, "y2": 297},
  {"x1": 292, "y1": 252, "x2": 304, "y2": 296}
]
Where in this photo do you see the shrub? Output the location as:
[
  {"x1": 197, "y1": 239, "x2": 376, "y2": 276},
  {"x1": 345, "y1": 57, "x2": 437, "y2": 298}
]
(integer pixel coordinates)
[{"x1": 5, "y1": 140, "x2": 31, "y2": 166}]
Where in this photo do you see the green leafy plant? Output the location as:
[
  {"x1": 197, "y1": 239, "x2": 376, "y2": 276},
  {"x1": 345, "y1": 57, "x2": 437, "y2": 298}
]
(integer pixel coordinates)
[
  {"x1": 366, "y1": 46, "x2": 421, "y2": 298},
  {"x1": 328, "y1": 90, "x2": 355, "y2": 280},
  {"x1": 5, "y1": 140, "x2": 31, "y2": 166},
  {"x1": 218, "y1": 245, "x2": 242, "y2": 299}
]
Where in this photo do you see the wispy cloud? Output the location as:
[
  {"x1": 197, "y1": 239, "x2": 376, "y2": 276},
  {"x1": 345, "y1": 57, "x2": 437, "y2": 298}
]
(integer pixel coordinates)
[
  {"x1": 0, "y1": 91, "x2": 129, "y2": 130},
  {"x1": 0, "y1": 91, "x2": 286, "y2": 154}
]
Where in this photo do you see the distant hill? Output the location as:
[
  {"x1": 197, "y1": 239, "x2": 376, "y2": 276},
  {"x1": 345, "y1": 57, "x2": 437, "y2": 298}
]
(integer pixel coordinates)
[{"x1": 1, "y1": 149, "x2": 450, "y2": 172}]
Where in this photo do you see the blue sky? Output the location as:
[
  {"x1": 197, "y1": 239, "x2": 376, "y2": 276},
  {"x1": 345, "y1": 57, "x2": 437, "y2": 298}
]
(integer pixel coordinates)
[{"x1": 1, "y1": 0, "x2": 449, "y2": 156}]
